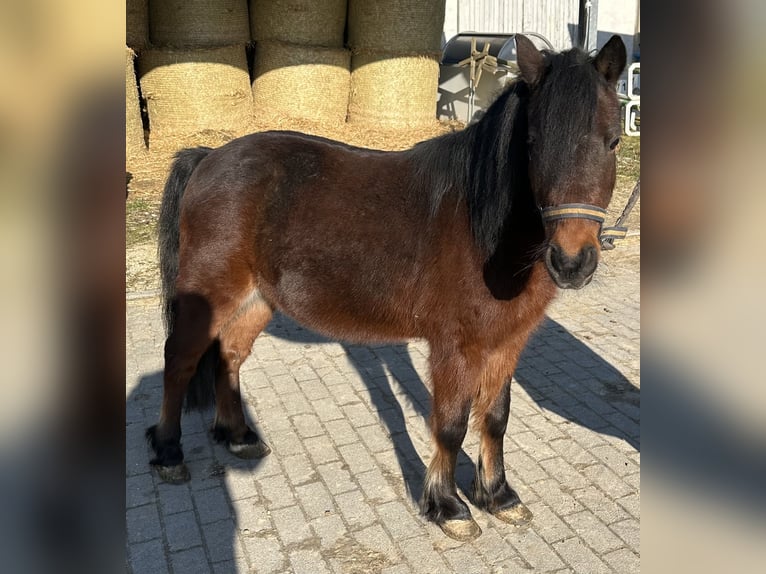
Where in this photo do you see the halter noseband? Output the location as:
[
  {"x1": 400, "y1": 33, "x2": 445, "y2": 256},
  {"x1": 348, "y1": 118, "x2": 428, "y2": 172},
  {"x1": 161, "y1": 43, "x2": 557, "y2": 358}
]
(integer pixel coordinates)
[
  {"x1": 540, "y1": 203, "x2": 606, "y2": 223},
  {"x1": 540, "y1": 203, "x2": 628, "y2": 243}
]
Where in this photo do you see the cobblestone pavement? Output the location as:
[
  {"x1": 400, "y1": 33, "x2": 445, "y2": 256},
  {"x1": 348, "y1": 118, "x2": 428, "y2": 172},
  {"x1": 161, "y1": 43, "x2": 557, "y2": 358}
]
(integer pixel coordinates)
[{"x1": 126, "y1": 241, "x2": 640, "y2": 574}]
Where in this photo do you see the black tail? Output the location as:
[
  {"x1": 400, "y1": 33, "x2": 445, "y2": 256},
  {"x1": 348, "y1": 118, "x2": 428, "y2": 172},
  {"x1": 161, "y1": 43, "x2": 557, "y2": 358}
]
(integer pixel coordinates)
[{"x1": 158, "y1": 146, "x2": 218, "y2": 411}]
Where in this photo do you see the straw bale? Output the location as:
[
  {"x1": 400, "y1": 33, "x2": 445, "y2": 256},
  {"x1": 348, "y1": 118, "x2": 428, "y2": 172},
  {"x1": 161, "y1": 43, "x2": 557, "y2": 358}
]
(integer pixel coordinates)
[
  {"x1": 348, "y1": 52, "x2": 439, "y2": 128},
  {"x1": 126, "y1": 47, "x2": 147, "y2": 169},
  {"x1": 138, "y1": 45, "x2": 254, "y2": 145},
  {"x1": 347, "y1": 0, "x2": 445, "y2": 53},
  {"x1": 249, "y1": 0, "x2": 347, "y2": 48},
  {"x1": 252, "y1": 41, "x2": 351, "y2": 124},
  {"x1": 149, "y1": 0, "x2": 250, "y2": 48},
  {"x1": 127, "y1": 0, "x2": 149, "y2": 50}
]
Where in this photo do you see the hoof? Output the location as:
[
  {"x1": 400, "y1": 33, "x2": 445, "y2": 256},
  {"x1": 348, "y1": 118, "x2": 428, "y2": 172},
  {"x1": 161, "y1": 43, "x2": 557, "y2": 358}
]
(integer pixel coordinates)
[
  {"x1": 228, "y1": 440, "x2": 271, "y2": 460},
  {"x1": 154, "y1": 463, "x2": 191, "y2": 484},
  {"x1": 494, "y1": 502, "x2": 533, "y2": 526},
  {"x1": 439, "y1": 518, "x2": 482, "y2": 542}
]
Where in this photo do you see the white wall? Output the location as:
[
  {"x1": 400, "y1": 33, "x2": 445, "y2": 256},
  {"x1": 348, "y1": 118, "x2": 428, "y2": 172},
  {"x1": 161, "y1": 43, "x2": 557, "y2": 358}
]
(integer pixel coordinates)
[
  {"x1": 597, "y1": 0, "x2": 640, "y2": 59},
  {"x1": 444, "y1": 0, "x2": 640, "y2": 59}
]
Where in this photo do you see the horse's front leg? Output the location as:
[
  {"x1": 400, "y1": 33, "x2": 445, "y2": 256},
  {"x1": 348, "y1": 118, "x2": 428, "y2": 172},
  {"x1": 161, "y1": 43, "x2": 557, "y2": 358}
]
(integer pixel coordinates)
[
  {"x1": 421, "y1": 345, "x2": 482, "y2": 541},
  {"x1": 472, "y1": 367, "x2": 533, "y2": 525}
]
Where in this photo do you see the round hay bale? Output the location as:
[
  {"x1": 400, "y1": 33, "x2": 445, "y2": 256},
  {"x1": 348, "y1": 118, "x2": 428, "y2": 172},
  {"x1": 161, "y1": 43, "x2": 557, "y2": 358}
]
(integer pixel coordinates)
[
  {"x1": 348, "y1": 52, "x2": 439, "y2": 128},
  {"x1": 252, "y1": 41, "x2": 351, "y2": 124},
  {"x1": 126, "y1": 47, "x2": 147, "y2": 169},
  {"x1": 347, "y1": 0, "x2": 445, "y2": 53},
  {"x1": 138, "y1": 46, "x2": 254, "y2": 144},
  {"x1": 149, "y1": 0, "x2": 250, "y2": 48},
  {"x1": 126, "y1": 0, "x2": 148, "y2": 50},
  {"x1": 249, "y1": 0, "x2": 347, "y2": 48}
]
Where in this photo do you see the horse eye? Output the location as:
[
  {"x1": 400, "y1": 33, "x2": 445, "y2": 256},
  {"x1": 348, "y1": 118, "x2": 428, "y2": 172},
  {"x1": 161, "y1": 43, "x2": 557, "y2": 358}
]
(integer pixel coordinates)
[{"x1": 609, "y1": 137, "x2": 620, "y2": 150}]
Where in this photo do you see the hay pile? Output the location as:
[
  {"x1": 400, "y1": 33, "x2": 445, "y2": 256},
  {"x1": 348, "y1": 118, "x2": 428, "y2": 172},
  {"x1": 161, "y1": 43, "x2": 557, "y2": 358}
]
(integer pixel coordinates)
[
  {"x1": 126, "y1": 47, "x2": 146, "y2": 170},
  {"x1": 252, "y1": 42, "x2": 351, "y2": 124},
  {"x1": 348, "y1": 53, "x2": 439, "y2": 128},
  {"x1": 347, "y1": 0, "x2": 444, "y2": 53},
  {"x1": 126, "y1": 0, "x2": 149, "y2": 50},
  {"x1": 249, "y1": 0, "x2": 347, "y2": 48},
  {"x1": 149, "y1": 0, "x2": 250, "y2": 48},
  {"x1": 250, "y1": 1, "x2": 351, "y2": 123},
  {"x1": 137, "y1": 2, "x2": 255, "y2": 148},
  {"x1": 138, "y1": 46, "x2": 254, "y2": 145},
  {"x1": 346, "y1": 1, "x2": 445, "y2": 128}
]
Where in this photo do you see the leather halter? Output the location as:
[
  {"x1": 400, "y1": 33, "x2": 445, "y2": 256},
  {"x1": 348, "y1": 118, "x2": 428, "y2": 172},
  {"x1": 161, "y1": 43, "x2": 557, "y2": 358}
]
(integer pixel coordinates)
[{"x1": 540, "y1": 203, "x2": 627, "y2": 243}]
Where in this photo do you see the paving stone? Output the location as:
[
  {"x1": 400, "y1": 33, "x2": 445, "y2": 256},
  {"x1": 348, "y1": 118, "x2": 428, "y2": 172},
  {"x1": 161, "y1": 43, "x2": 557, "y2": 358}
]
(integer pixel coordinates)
[
  {"x1": 289, "y1": 549, "x2": 331, "y2": 574},
  {"x1": 311, "y1": 514, "x2": 348, "y2": 548},
  {"x1": 242, "y1": 535, "x2": 285, "y2": 574},
  {"x1": 201, "y1": 518, "x2": 239, "y2": 563},
  {"x1": 562, "y1": 510, "x2": 625, "y2": 554},
  {"x1": 317, "y1": 462, "x2": 356, "y2": 495},
  {"x1": 126, "y1": 473, "x2": 156, "y2": 509},
  {"x1": 295, "y1": 481, "x2": 335, "y2": 519},
  {"x1": 127, "y1": 503, "x2": 162, "y2": 544},
  {"x1": 603, "y1": 547, "x2": 641, "y2": 574},
  {"x1": 193, "y1": 486, "x2": 232, "y2": 524},
  {"x1": 169, "y1": 547, "x2": 212, "y2": 574},
  {"x1": 257, "y1": 474, "x2": 296, "y2": 509},
  {"x1": 271, "y1": 505, "x2": 312, "y2": 546},
  {"x1": 609, "y1": 518, "x2": 640, "y2": 550},
  {"x1": 164, "y1": 510, "x2": 203, "y2": 552},
  {"x1": 552, "y1": 537, "x2": 612, "y2": 574},
  {"x1": 506, "y1": 528, "x2": 565, "y2": 572},
  {"x1": 129, "y1": 538, "x2": 169, "y2": 574}
]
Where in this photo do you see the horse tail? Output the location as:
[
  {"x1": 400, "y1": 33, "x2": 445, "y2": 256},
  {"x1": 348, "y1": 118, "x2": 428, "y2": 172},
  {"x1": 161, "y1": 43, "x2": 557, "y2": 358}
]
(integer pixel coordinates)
[{"x1": 158, "y1": 146, "x2": 219, "y2": 411}]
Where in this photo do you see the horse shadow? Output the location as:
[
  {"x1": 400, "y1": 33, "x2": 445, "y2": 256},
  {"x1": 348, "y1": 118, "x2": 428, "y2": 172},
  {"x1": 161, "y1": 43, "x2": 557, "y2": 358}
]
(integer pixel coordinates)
[
  {"x1": 126, "y1": 368, "x2": 269, "y2": 573},
  {"x1": 516, "y1": 317, "x2": 640, "y2": 452},
  {"x1": 263, "y1": 316, "x2": 444, "y2": 504},
  {"x1": 263, "y1": 312, "x2": 640, "y2": 507}
]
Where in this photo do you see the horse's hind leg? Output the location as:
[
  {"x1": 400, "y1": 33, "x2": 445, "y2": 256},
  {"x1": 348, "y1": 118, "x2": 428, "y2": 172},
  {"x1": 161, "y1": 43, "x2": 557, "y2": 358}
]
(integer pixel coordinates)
[
  {"x1": 472, "y1": 359, "x2": 533, "y2": 525},
  {"x1": 147, "y1": 294, "x2": 215, "y2": 484},
  {"x1": 421, "y1": 345, "x2": 482, "y2": 541},
  {"x1": 212, "y1": 290, "x2": 272, "y2": 459}
]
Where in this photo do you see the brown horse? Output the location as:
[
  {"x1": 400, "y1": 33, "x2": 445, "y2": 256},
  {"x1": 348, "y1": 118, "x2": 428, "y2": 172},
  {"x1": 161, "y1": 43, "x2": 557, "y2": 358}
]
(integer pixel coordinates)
[{"x1": 146, "y1": 35, "x2": 626, "y2": 541}]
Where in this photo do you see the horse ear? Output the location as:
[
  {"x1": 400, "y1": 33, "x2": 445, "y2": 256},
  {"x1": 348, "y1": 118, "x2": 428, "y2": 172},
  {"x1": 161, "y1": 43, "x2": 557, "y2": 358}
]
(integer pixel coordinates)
[
  {"x1": 594, "y1": 35, "x2": 627, "y2": 84},
  {"x1": 515, "y1": 34, "x2": 545, "y2": 87}
]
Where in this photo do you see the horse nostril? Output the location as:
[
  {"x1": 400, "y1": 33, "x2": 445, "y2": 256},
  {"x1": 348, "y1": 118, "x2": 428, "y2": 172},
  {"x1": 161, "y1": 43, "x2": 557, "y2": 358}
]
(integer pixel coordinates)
[
  {"x1": 547, "y1": 244, "x2": 563, "y2": 274},
  {"x1": 580, "y1": 245, "x2": 598, "y2": 274}
]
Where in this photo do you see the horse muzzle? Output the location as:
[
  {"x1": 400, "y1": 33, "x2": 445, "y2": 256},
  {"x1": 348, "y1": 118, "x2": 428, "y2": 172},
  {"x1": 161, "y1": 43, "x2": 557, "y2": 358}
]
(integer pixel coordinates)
[
  {"x1": 541, "y1": 203, "x2": 605, "y2": 289},
  {"x1": 544, "y1": 243, "x2": 598, "y2": 289}
]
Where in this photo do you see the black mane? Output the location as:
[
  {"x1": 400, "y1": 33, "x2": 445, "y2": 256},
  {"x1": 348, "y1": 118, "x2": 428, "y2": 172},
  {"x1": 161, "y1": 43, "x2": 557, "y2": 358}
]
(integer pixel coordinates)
[
  {"x1": 409, "y1": 46, "x2": 601, "y2": 256},
  {"x1": 409, "y1": 81, "x2": 530, "y2": 256}
]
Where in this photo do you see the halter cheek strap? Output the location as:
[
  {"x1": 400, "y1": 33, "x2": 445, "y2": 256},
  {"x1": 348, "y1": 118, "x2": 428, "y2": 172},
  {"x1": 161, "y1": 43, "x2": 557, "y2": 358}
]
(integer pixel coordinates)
[{"x1": 540, "y1": 203, "x2": 627, "y2": 244}]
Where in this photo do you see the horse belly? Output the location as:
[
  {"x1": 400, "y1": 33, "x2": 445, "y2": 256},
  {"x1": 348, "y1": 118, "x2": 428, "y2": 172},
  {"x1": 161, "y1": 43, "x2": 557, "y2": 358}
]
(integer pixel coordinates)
[{"x1": 265, "y1": 267, "x2": 415, "y2": 343}]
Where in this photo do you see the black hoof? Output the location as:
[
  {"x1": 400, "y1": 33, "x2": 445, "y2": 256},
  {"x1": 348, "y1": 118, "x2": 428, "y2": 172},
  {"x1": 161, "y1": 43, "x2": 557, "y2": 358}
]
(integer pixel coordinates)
[{"x1": 155, "y1": 463, "x2": 191, "y2": 484}]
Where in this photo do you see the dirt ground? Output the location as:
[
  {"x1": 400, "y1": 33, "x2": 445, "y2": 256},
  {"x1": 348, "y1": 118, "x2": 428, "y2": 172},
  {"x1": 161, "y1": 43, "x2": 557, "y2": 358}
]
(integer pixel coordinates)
[{"x1": 126, "y1": 119, "x2": 640, "y2": 293}]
